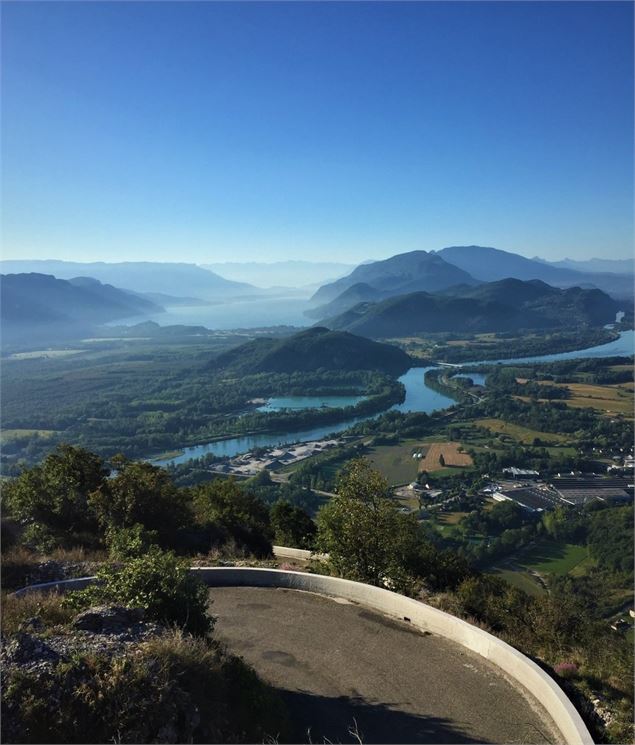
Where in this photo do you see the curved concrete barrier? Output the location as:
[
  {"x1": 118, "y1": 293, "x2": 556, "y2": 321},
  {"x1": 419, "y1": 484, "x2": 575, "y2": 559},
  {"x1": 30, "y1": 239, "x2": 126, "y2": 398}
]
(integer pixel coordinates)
[
  {"x1": 272, "y1": 545, "x2": 326, "y2": 561},
  {"x1": 13, "y1": 576, "x2": 97, "y2": 597},
  {"x1": 13, "y1": 567, "x2": 592, "y2": 745},
  {"x1": 199, "y1": 568, "x2": 593, "y2": 745}
]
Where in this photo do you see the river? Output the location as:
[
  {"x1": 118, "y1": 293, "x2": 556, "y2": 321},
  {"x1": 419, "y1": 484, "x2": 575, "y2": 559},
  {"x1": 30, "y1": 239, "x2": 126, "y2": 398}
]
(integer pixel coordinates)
[{"x1": 156, "y1": 330, "x2": 633, "y2": 466}]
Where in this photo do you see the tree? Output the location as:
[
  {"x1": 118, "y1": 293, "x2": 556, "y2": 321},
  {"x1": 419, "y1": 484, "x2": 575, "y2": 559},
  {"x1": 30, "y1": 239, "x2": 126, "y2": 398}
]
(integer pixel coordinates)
[
  {"x1": 316, "y1": 459, "x2": 420, "y2": 592},
  {"x1": 192, "y1": 479, "x2": 269, "y2": 534},
  {"x1": 4, "y1": 444, "x2": 107, "y2": 546},
  {"x1": 270, "y1": 501, "x2": 316, "y2": 549},
  {"x1": 192, "y1": 479, "x2": 272, "y2": 557},
  {"x1": 88, "y1": 458, "x2": 190, "y2": 545}
]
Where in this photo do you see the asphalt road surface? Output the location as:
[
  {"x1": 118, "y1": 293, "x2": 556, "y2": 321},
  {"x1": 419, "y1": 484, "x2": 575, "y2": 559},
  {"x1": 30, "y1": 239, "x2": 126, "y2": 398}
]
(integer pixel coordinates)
[{"x1": 209, "y1": 586, "x2": 561, "y2": 744}]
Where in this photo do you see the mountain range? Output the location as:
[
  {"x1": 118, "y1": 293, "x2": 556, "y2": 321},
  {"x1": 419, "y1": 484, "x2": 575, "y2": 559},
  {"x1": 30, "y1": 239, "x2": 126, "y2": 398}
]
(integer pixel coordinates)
[
  {"x1": 208, "y1": 326, "x2": 411, "y2": 375},
  {"x1": 0, "y1": 273, "x2": 166, "y2": 346},
  {"x1": 310, "y1": 251, "x2": 477, "y2": 308},
  {"x1": 534, "y1": 257, "x2": 635, "y2": 275},
  {"x1": 0, "y1": 260, "x2": 255, "y2": 299},
  {"x1": 320, "y1": 278, "x2": 621, "y2": 338},
  {"x1": 308, "y1": 246, "x2": 633, "y2": 321},
  {"x1": 202, "y1": 260, "x2": 357, "y2": 290},
  {"x1": 432, "y1": 246, "x2": 634, "y2": 298},
  {"x1": 1, "y1": 273, "x2": 163, "y2": 324}
]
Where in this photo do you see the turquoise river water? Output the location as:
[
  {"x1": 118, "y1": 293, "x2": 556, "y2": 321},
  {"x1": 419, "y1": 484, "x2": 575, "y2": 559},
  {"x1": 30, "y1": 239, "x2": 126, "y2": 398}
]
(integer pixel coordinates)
[{"x1": 157, "y1": 330, "x2": 633, "y2": 466}]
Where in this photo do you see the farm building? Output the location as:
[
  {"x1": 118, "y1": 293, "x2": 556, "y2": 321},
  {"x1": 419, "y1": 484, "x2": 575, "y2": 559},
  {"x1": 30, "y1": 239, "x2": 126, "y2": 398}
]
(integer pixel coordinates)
[
  {"x1": 550, "y1": 475, "x2": 633, "y2": 506},
  {"x1": 492, "y1": 486, "x2": 559, "y2": 512}
]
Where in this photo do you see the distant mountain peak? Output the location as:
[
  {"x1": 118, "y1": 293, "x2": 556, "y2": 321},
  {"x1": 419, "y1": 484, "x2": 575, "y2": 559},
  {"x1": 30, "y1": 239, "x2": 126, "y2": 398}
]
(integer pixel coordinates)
[{"x1": 310, "y1": 249, "x2": 478, "y2": 308}]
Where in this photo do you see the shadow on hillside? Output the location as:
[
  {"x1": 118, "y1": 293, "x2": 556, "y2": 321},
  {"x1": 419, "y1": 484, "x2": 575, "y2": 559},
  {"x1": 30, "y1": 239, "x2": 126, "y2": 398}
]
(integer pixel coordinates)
[{"x1": 276, "y1": 689, "x2": 480, "y2": 744}]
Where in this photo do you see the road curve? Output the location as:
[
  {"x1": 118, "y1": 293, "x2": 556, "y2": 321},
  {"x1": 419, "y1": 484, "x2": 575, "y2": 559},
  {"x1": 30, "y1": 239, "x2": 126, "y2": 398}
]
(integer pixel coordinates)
[{"x1": 210, "y1": 586, "x2": 561, "y2": 744}]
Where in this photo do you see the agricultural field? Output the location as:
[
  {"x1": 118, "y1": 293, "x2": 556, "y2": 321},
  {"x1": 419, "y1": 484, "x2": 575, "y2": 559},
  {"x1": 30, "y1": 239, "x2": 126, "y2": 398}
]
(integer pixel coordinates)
[
  {"x1": 366, "y1": 439, "x2": 421, "y2": 485},
  {"x1": 488, "y1": 540, "x2": 593, "y2": 598},
  {"x1": 0, "y1": 429, "x2": 58, "y2": 443},
  {"x1": 6, "y1": 349, "x2": 85, "y2": 360},
  {"x1": 515, "y1": 540, "x2": 590, "y2": 575},
  {"x1": 474, "y1": 418, "x2": 568, "y2": 444},
  {"x1": 489, "y1": 568, "x2": 545, "y2": 597},
  {"x1": 564, "y1": 382, "x2": 633, "y2": 416},
  {"x1": 419, "y1": 442, "x2": 473, "y2": 472},
  {"x1": 518, "y1": 379, "x2": 634, "y2": 416}
]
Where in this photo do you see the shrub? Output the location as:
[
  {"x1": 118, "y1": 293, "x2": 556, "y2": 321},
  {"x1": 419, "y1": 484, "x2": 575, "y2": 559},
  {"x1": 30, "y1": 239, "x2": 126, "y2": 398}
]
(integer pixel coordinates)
[
  {"x1": 192, "y1": 479, "x2": 273, "y2": 557},
  {"x1": 105, "y1": 523, "x2": 159, "y2": 560},
  {"x1": 65, "y1": 547, "x2": 212, "y2": 636},
  {"x1": 1, "y1": 631, "x2": 290, "y2": 744},
  {"x1": 553, "y1": 661, "x2": 579, "y2": 679},
  {"x1": 21, "y1": 523, "x2": 58, "y2": 554}
]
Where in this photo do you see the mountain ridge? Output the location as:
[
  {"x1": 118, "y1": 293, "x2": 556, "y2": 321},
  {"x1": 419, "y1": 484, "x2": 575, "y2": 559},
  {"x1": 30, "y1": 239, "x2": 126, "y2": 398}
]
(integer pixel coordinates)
[
  {"x1": 310, "y1": 250, "x2": 478, "y2": 306},
  {"x1": 320, "y1": 278, "x2": 621, "y2": 338},
  {"x1": 0, "y1": 260, "x2": 256, "y2": 298}
]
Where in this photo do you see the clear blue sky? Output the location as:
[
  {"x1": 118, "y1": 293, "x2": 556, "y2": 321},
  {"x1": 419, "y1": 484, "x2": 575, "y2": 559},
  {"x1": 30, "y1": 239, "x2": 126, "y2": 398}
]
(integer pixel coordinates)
[{"x1": 2, "y1": 1, "x2": 633, "y2": 264}]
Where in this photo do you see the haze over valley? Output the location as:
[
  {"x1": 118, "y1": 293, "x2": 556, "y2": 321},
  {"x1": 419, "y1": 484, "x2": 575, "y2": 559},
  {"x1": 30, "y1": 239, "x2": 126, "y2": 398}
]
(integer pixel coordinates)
[{"x1": 2, "y1": 3, "x2": 633, "y2": 744}]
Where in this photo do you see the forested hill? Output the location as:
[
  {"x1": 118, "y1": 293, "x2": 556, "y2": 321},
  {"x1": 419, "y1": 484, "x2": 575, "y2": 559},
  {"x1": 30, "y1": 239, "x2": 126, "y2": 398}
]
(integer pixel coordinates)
[
  {"x1": 208, "y1": 327, "x2": 412, "y2": 375},
  {"x1": 321, "y1": 280, "x2": 620, "y2": 338},
  {"x1": 0, "y1": 273, "x2": 162, "y2": 325}
]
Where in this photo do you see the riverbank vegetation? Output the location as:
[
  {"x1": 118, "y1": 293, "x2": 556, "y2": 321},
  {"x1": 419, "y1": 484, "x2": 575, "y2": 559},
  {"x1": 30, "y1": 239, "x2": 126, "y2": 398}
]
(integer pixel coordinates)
[
  {"x1": 1, "y1": 333, "x2": 405, "y2": 469},
  {"x1": 2, "y1": 443, "x2": 633, "y2": 742},
  {"x1": 389, "y1": 327, "x2": 620, "y2": 363}
]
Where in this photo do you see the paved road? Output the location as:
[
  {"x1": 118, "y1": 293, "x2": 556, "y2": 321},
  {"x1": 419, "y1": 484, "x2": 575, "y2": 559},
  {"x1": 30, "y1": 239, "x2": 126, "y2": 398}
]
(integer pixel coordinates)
[{"x1": 209, "y1": 587, "x2": 561, "y2": 744}]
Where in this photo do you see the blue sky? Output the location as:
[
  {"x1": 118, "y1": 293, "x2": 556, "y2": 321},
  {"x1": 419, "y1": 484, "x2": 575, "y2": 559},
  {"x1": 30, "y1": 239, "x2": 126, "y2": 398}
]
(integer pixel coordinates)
[{"x1": 2, "y1": 1, "x2": 633, "y2": 264}]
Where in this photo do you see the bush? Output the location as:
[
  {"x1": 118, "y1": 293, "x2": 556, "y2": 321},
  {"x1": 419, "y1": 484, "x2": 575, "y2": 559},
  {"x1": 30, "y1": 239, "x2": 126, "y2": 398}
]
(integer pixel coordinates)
[
  {"x1": 2, "y1": 630, "x2": 290, "y2": 743},
  {"x1": 192, "y1": 479, "x2": 273, "y2": 558},
  {"x1": 65, "y1": 547, "x2": 212, "y2": 636},
  {"x1": 21, "y1": 523, "x2": 58, "y2": 554},
  {"x1": 105, "y1": 523, "x2": 159, "y2": 560}
]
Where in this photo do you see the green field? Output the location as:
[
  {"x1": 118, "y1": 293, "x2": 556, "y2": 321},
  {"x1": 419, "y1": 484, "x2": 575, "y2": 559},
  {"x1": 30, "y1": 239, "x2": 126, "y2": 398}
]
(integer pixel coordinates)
[
  {"x1": 366, "y1": 440, "x2": 421, "y2": 485},
  {"x1": 489, "y1": 568, "x2": 545, "y2": 597},
  {"x1": 435, "y1": 511, "x2": 469, "y2": 526},
  {"x1": 474, "y1": 418, "x2": 568, "y2": 444},
  {"x1": 489, "y1": 540, "x2": 592, "y2": 598},
  {"x1": 515, "y1": 541, "x2": 589, "y2": 575}
]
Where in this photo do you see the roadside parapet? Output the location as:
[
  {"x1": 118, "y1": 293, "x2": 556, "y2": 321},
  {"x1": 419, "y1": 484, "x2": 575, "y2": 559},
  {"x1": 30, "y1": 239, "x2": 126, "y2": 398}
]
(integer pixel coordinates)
[{"x1": 12, "y1": 565, "x2": 593, "y2": 745}]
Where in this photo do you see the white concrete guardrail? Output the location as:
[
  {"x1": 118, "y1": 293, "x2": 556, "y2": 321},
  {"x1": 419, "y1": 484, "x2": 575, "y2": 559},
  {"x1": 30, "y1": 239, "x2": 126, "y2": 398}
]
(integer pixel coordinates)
[
  {"x1": 13, "y1": 566, "x2": 592, "y2": 745},
  {"x1": 272, "y1": 545, "x2": 326, "y2": 561}
]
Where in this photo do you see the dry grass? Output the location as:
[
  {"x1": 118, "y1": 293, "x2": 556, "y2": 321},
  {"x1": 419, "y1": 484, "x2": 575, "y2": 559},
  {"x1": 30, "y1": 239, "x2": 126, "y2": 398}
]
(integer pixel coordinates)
[
  {"x1": 474, "y1": 418, "x2": 567, "y2": 444},
  {"x1": 1, "y1": 590, "x2": 75, "y2": 635},
  {"x1": 1, "y1": 545, "x2": 107, "y2": 592},
  {"x1": 419, "y1": 442, "x2": 472, "y2": 471},
  {"x1": 516, "y1": 379, "x2": 633, "y2": 416}
]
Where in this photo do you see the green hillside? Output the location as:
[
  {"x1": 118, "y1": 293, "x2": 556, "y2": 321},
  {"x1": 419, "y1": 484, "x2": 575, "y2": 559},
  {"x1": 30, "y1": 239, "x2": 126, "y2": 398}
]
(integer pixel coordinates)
[{"x1": 209, "y1": 327, "x2": 412, "y2": 375}]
